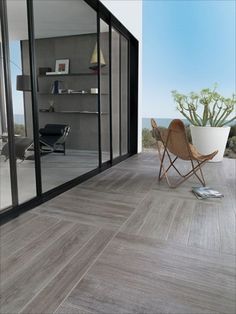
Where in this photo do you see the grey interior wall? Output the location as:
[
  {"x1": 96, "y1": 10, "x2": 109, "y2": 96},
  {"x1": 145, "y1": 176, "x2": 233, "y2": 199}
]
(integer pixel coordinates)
[{"x1": 22, "y1": 33, "x2": 110, "y2": 151}]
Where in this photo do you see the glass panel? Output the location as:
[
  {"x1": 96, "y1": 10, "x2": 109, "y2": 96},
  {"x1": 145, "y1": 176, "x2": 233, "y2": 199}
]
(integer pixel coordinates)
[
  {"x1": 7, "y1": 0, "x2": 37, "y2": 203},
  {"x1": 100, "y1": 19, "x2": 110, "y2": 163},
  {"x1": 120, "y1": 35, "x2": 128, "y2": 155},
  {"x1": 33, "y1": 0, "x2": 99, "y2": 192},
  {"x1": 0, "y1": 22, "x2": 12, "y2": 210},
  {"x1": 111, "y1": 28, "x2": 120, "y2": 159}
]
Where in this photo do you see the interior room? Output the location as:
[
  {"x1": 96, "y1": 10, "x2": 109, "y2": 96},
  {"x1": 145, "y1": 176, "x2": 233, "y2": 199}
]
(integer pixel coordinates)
[{"x1": 0, "y1": 0, "x2": 133, "y2": 211}]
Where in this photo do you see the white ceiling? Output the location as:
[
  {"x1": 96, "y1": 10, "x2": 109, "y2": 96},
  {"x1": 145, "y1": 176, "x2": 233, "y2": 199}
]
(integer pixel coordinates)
[{"x1": 7, "y1": 0, "x2": 103, "y2": 40}]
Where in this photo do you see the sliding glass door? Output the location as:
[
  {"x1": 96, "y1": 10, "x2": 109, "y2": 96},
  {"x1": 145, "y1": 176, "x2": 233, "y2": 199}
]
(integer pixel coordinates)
[
  {"x1": 100, "y1": 19, "x2": 111, "y2": 164},
  {"x1": 6, "y1": 0, "x2": 37, "y2": 204},
  {"x1": 111, "y1": 28, "x2": 120, "y2": 159},
  {"x1": 120, "y1": 35, "x2": 129, "y2": 156},
  {"x1": 0, "y1": 0, "x2": 138, "y2": 218},
  {"x1": 0, "y1": 21, "x2": 12, "y2": 210},
  {"x1": 112, "y1": 28, "x2": 129, "y2": 159},
  {"x1": 33, "y1": 0, "x2": 99, "y2": 192}
]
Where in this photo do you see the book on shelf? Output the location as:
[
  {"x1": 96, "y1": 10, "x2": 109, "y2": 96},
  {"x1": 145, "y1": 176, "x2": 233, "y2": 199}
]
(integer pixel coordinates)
[{"x1": 192, "y1": 186, "x2": 224, "y2": 200}]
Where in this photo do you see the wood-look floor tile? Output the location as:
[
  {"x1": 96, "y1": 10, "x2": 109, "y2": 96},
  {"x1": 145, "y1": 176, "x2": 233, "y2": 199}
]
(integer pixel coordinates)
[
  {"x1": 49, "y1": 190, "x2": 137, "y2": 214},
  {"x1": 0, "y1": 152, "x2": 235, "y2": 314},
  {"x1": 66, "y1": 232, "x2": 235, "y2": 314},
  {"x1": 65, "y1": 187, "x2": 142, "y2": 207},
  {"x1": 167, "y1": 199, "x2": 195, "y2": 245},
  {"x1": 120, "y1": 191, "x2": 161, "y2": 235},
  {"x1": 35, "y1": 187, "x2": 137, "y2": 230},
  {"x1": 0, "y1": 223, "x2": 97, "y2": 314},
  {"x1": 218, "y1": 205, "x2": 236, "y2": 255},
  {"x1": 0, "y1": 212, "x2": 37, "y2": 237},
  {"x1": 81, "y1": 167, "x2": 156, "y2": 196},
  {"x1": 121, "y1": 191, "x2": 185, "y2": 241},
  {"x1": 138, "y1": 198, "x2": 178, "y2": 240},
  {"x1": 55, "y1": 301, "x2": 91, "y2": 314},
  {"x1": 35, "y1": 206, "x2": 130, "y2": 230},
  {"x1": 1, "y1": 220, "x2": 73, "y2": 283},
  {"x1": 80, "y1": 168, "x2": 116, "y2": 189},
  {"x1": 107, "y1": 172, "x2": 136, "y2": 191},
  {"x1": 0, "y1": 215, "x2": 59, "y2": 260},
  {"x1": 21, "y1": 229, "x2": 114, "y2": 314},
  {"x1": 188, "y1": 203, "x2": 221, "y2": 251}
]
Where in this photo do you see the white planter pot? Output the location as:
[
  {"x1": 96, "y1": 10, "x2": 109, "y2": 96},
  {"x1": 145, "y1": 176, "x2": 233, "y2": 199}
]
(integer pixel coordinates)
[{"x1": 190, "y1": 125, "x2": 230, "y2": 162}]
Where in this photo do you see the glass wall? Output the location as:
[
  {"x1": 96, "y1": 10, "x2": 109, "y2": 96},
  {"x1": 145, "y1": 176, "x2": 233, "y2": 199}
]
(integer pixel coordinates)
[
  {"x1": 112, "y1": 28, "x2": 120, "y2": 159},
  {"x1": 6, "y1": 0, "x2": 37, "y2": 204},
  {"x1": 0, "y1": 0, "x2": 137, "y2": 215},
  {"x1": 112, "y1": 29, "x2": 129, "y2": 159},
  {"x1": 33, "y1": 0, "x2": 99, "y2": 192},
  {"x1": 100, "y1": 19, "x2": 110, "y2": 163},
  {"x1": 0, "y1": 22, "x2": 12, "y2": 210}
]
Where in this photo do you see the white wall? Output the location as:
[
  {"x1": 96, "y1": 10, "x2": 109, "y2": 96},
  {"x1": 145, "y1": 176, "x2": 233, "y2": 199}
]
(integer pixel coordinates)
[{"x1": 101, "y1": 0, "x2": 142, "y2": 152}]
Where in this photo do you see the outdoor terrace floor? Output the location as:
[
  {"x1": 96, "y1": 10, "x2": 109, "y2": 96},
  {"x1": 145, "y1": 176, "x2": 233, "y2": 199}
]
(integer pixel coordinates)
[{"x1": 0, "y1": 151, "x2": 235, "y2": 313}]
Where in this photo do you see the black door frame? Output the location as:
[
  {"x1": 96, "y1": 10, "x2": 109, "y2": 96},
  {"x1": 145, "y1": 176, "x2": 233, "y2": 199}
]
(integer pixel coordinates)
[
  {"x1": 0, "y1": 0, "x2": 19, "y2": 207},
  {"x1": 0, "y1": 0, "x2": 138, "y2": 226}
]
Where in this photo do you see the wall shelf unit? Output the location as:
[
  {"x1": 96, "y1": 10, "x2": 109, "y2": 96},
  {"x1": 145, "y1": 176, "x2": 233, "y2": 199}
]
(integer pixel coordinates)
[
  {"x1": 39, "y1": 73, "x2": 96, "y2": 77},
  {"x1": 38, "y1": 73, "x2": 108, "y2": 77},
  {"x1": 32, "y1": 32, "x2": 110, "y2": 153},
  {"x1": 37, "y1": 92, "x2": 107, "y2": 96},
  {"x1": 39, "y1": 110, "x2": 108, "y2": 114}
]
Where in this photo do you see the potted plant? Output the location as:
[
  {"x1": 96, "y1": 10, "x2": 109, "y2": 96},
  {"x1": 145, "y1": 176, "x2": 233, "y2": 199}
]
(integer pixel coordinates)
[{"x1": 172, "y1": 85, "x2": 236, "y2": 162}]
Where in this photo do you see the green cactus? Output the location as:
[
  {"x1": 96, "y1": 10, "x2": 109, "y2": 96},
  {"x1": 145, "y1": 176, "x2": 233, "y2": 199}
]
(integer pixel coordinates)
[{"x1": 172, "y1": 85, "x2": 236, "y2": 127}]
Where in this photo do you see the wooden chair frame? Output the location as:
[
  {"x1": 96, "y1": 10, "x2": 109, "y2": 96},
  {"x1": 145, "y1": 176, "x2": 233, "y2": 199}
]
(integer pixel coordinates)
[{"x1": 151, "y1": 119, "x2": 217, "y2": 188}]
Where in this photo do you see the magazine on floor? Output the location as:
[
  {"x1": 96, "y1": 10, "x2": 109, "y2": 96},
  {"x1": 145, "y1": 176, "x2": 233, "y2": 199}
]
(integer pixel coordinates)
[{"x1": 192, "y1": 187, "x2": 224, "y2": 199}]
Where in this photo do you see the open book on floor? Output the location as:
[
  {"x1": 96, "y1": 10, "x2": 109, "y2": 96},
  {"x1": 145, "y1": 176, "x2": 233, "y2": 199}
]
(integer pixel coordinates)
[{"x1": 192, "y1": 187, "x2": 224, "y2": 200}]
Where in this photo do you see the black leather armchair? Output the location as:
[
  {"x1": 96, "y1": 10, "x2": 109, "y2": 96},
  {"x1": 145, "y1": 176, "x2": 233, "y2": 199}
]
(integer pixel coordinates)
[
  {"x1": 39, "y1": 124, "x2": 71, "y2": 155},
  {"x1": 1, "y1": 137, "x2": 33, "y2": 161}
]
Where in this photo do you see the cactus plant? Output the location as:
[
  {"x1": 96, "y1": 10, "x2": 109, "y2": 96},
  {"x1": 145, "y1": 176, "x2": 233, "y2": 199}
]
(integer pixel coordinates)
[{"x1": 172, "y1": 85, "x2": 236, "y2": 127}]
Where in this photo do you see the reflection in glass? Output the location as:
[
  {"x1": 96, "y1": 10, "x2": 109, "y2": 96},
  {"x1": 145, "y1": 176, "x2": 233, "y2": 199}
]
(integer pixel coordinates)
[
  {"x1": 33, "y1": 0, "x2": 99, "y2": 192},
  {"x1": 0, "y1": 23, "x2": 12, "y2": 210},
  {"x1": 112, "y1": 28, "x2": 120, "y2": 159},
  {"x1": 7, "y1": 0, "x2": 36, "y2": 203},
  {"x1": 100, "y1": 20, "x2": 110, "y2": 163}
]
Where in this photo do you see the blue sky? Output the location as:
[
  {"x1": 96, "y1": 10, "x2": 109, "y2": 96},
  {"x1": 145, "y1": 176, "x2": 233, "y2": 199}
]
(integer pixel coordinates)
[
  {"x1": 10, "y1": 0, "x2": 235, "y2": 118},
  {"x1": 10, "y1": 41, "x2": 24, "y2": 115},
  {"x1": 143, "y1": 0, "x2": 236, "y2": 118}
]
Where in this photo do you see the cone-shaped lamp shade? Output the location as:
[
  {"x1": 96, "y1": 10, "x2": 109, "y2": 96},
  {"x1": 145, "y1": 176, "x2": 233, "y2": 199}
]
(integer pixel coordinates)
[
  {"x1": 90, "y1": 43, "x2": 106, "y2": 70},
  {"x1": 16, "y1": 75, "x2": 31, "y2": 91}
]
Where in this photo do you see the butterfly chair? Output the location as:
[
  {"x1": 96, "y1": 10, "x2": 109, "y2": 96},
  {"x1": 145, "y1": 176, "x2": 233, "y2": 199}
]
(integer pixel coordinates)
[{"x1": 151, "y1": 118, "x2": 218, "y2": 188}]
